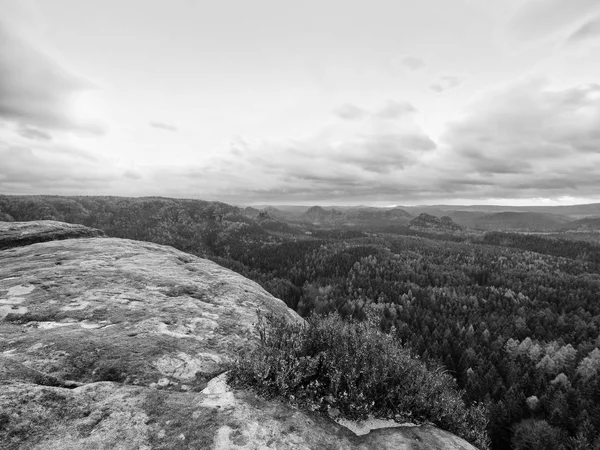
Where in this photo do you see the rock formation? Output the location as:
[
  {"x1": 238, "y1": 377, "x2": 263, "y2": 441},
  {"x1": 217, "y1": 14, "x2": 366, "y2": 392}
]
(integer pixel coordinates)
[
  {"x1": 0, "y1": 221, "x2": 478, "y2": 449},
  {"x1": 0, "y1": 220, "x2": 105, "y2": 250},
  {"x1": 409, "y1": 213, "x2": 464, "y2": 234}
]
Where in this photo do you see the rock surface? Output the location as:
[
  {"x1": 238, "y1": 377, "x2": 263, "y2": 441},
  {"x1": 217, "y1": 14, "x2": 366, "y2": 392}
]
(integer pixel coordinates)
[
  {"x1": 0, "y1": 221, "x2": 478, "y2": 449},
  {"x1": 0, "y1": 228, "x2": 299, "y2": 387},
  {"x1": 0, "y1": 220, "x2": 105, "y2": 250}
]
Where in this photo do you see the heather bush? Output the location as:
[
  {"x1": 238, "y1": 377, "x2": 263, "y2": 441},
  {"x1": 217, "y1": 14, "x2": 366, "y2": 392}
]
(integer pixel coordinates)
[{"x1": 228, "y1": 310, "x2": 490, "y2": 449}]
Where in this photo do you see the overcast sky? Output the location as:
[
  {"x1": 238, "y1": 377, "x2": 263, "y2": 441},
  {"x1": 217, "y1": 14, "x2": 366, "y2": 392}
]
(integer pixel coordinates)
[{"x1": 1, "y1": 0, "x2": 600, "y2": 206}]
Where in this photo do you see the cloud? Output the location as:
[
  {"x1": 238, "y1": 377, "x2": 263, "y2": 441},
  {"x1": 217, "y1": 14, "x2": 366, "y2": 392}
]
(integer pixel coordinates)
[
  {"x1": 150, "y1": 121, "x2": 178, "y2": 132},
  {"x1": 333, "y1": 132, "x2": 435, "y2": 173},
  {"x1": 124, "y1": 169, "x2": 142, "y2": 179},
  {"x1": 0, "y1": 20, "x2": 103, "y2": 134},
  {"x1": 508, "y1": 0, "x2": 600, "y2": 42},
  {"x1": 566, "y1": 15, "x2": 600, "y2": 45},
  {"x1": 333, "y1": 103, "x2": 367, "y2": 120},
  {"x1": 0, "y1": 142, "x2": 119, "y2": 194},
  {"x1": 400, "y1": 56, "x2": 426, "y2": 71},
  {"x1": 430, "y1": 75, "x2": 464, "y2": 93},
  {"x1": 147, "y1": 81, "x2": 599, "y2": 204},
  {"x1": 152, "y1": 100, "x2": 438, "y2": 203},
  {"x1": 438, "y1": 78, "x2": 600, "y2": 199},
  {"x1": 17, "y1": 125, "x2": 52, "y2": 141},
  {"x1": 375, "y1": 101, "x2": 417, "y2": 119}
]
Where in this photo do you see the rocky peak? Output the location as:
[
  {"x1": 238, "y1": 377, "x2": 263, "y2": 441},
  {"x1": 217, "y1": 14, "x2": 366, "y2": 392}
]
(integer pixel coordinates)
[{"x1": 0, "y1": 220, "x2": 104, "y2": 250}]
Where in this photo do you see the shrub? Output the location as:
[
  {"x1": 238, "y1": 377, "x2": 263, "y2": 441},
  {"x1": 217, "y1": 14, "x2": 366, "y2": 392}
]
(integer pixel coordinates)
[
  {"x1": 228, "y1": 311, "x2": 490, "y2": 449},
  {"x1": 511, "y1": 419, "x2": 565, "y2": 450}
]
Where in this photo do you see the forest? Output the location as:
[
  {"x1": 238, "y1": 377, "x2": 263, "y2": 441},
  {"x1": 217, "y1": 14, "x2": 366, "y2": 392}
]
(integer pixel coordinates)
[{"x1": 1, "y1": 194, "x2": 600, "y2": 449}]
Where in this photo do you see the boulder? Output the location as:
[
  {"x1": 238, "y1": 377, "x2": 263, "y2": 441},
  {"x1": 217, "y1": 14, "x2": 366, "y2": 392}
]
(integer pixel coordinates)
[
  {"x1": 0, "y1": 220, "x2": 105, "y2": 250},
  {"x1": 0, "y1": 221, "x2": 479, "y2": 449}
]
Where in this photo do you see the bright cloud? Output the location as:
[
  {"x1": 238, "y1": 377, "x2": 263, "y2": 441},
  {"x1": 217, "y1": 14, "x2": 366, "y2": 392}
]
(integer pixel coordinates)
[{"x1": 0, "y1": 20, "x2": 105, "y2": 134}]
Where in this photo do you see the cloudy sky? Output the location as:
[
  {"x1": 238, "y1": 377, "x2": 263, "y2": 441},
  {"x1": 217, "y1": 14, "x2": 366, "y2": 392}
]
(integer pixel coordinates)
[{"x1": 1, "y1": 0, "x2": 600, "y2": 206}]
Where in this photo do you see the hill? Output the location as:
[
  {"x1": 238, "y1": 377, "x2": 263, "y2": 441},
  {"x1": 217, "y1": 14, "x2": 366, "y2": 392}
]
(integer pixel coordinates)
[
  {"x1": 347, "y1": 207, "x2": 412, "y2": 222},
  {"x1": 402, "y1": 202, "x2": 600, "y2": 218},
  {"x1": 301, "y1": 205, "x2": 344, "y2": 223},
  {"x1": 469, "y1": 211, "x2": 574, "y2": 231},
  {"x1": 562, "y1": 216, "x2": 600, "y2": 231}
]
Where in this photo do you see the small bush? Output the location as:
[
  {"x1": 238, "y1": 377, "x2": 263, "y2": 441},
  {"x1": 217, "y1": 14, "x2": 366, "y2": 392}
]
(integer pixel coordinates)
[{"x1": 228, "y1": 311, "x2": 490, "y2": 449}]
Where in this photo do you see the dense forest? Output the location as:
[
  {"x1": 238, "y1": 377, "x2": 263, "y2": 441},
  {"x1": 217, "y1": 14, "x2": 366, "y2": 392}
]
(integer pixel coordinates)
[{"x1": 2, "y1": 194, "x2": 600, "y2": 449}]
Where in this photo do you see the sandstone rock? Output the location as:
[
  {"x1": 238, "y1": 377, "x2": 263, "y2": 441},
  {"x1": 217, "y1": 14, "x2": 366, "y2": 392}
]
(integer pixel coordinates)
[
  {"x1": 0, "y1": 220, "x2": 105, "y2": 250},
  {"x1": 0, "y1": 221, "x2": 479, "y2": 449},
  {"x1": 409, "y1": 213, "x2": 464, "y2": 234},
  {"x1": 0, "y1": 374, "x2": 478, "y2": 450},
  {"x1": 0, "y1": 234, "x2": 299, "y2": 387}
]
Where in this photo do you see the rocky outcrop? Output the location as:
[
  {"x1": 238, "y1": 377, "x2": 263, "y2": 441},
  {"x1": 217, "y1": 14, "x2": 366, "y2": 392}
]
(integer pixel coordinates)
[
  {"x1": 0, "y1": 226, "x2": 298, "y2": 387},
  {"x1": 0, "y1": 220, "x2": 105, "y2": 250},
  {"x1": 409, "y1": 213, "x2": 464, "y2": 234},
  {"x1": 1, "y1": 221, "x2": 478, "y2": 449}
]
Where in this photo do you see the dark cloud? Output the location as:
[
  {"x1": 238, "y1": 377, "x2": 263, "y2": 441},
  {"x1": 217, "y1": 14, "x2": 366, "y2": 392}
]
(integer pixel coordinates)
[
  {"x1": 375, "y1": 101, "x2": 417, "y2": 119},
  {"x1": 0, "y1": 135, "x2": 120, "y2": 195},
  {"x1": 333, "y1": 103, "x2": 367, "y2": 120},
  {"x1": 174, "y1": 108, "x2": 440, "y2": 203},
  {"x1": 171, "y1": 97, "x2": 444, "y2": 203},
  {"x1": 429, "y1": 76, "x2": 464, "y2": 93},
  {"x1": 566, "y1": 16, "x2": 600, "y2": 44},
  {"x1": 150, "y1": 121, "x2": 178, "y2": 132},
  {"x1": 0, "y1": 21, "x2": 102, "y2": 133},
  {"x1": 456, "y1": 149, "x2": 534, "y2": 175},
  {"x1": 337, "y1": 133, "x2": 436, "y2": 173},
  {"x1": 400, "y1": 56, "x2": 425, "y2": 71},
  {"x1": 438, "y1": 79, "x2": 600, "y2": 199},
  {"x1": 508, "y1": 0, "x2": 600, "y2": 41},
  {"x1": 17, "y1": 125, "x2": 52, "y2": 141}
]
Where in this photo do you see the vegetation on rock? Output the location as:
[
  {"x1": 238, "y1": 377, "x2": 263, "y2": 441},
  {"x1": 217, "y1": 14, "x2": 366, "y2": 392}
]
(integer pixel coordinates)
[{"x1": 228, "y1": 310, "x2": 490, "y2": 449}]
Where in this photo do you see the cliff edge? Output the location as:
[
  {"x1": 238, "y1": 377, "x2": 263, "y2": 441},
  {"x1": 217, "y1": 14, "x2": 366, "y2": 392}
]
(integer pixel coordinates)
[{"x1": 0, "y1": 221, "x2": 478, "y2": 449}]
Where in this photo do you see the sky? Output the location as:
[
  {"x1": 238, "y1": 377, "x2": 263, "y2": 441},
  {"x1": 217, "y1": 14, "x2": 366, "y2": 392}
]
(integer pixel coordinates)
[{"x1": 1, "y1": 0, "x2": 600, "y2": 206}]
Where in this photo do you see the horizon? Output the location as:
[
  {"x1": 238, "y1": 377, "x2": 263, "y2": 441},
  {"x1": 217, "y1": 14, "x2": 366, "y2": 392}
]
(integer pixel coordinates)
[
  {"x1": 4, "y1": 192, "x2": 600, "y2": 210},
  {"x1": 1, "y1": 0, "x2": 600, "y2": 206}
]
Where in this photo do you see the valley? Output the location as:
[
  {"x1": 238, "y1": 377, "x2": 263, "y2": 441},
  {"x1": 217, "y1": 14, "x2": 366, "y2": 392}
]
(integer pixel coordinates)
[{"x1": 2, "y1": 194, "x2": 600, "y2": 449}]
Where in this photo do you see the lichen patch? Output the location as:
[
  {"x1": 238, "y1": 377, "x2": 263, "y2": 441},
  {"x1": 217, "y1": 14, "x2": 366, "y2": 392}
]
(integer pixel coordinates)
[
  {"x1": 153, "y1": 352, "x2": 222, "y2": 381},
  {"x1": 6, "y1": 284, "x2": 35, "y2": 297}
]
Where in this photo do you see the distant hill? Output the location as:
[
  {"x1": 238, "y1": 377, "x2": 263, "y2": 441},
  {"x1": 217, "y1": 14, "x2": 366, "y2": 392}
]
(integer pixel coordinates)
[
  {"x1": 402, "y1": 203, "x2": 600, "y2": 219},
  {"x1": 0, "y1": 195, "x2": 277, "y2": 257},
  {"x1": 255, "y1": 210, "x2": 298, "y2": 233},
  {"x1": 562, "y1": 216, "x2": 600, "y2": 231},
  {"x1": 297, "y1": 206, "x2": 413, "y2": 228},
  {"x1": 469, "y1": 212, "x2": 574, "y2": 231},
  {"x1": 348, "y1": 207, "x2": 412, "y2": 221},
  {"x1": 301, "y1": 206, "x2": 344, "y2": 223},
  {"x1": 443, "y1": 211, "x2": 488, "y2": 227},
  {"x1": 528, "y1": 203, "x2": 600, "y2": 218}
]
